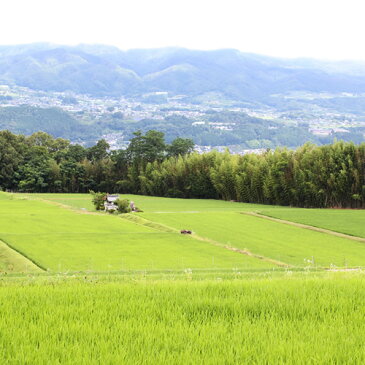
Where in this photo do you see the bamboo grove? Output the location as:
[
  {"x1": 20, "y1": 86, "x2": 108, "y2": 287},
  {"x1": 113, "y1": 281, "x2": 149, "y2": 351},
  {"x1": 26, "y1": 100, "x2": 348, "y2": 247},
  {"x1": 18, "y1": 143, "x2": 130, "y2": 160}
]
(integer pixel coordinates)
[{"x1": 1, "y1": 130, "x2": 365, "y2": 208}]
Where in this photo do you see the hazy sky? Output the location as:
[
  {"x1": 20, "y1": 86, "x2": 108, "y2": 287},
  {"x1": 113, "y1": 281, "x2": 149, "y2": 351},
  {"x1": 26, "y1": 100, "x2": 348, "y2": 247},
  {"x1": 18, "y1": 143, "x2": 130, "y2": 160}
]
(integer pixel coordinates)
[{"x1": 2, "y1": 0, "x2": 365, "y2": 60}]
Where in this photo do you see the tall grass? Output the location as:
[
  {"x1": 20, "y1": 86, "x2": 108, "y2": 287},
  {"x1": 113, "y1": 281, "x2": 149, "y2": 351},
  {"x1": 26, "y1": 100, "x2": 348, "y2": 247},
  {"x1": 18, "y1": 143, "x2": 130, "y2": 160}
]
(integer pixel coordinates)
[{"x1": 0, "y1": 274, "x2": 364, "y2": 364}]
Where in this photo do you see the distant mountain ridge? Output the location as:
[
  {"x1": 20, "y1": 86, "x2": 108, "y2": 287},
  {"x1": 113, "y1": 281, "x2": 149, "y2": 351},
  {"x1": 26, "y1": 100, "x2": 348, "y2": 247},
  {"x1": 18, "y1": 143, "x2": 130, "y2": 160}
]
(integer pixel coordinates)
[{"x1": 1, "y1": 43, "x2": 365, "y2": 99}]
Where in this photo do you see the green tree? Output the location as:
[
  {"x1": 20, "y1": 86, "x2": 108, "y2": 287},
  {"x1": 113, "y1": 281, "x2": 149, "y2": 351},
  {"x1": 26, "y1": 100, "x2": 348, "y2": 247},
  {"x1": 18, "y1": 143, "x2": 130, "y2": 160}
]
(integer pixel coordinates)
[
  {"x1": 87, "y1": 139, "x2": 110, "y2": 161},
  {"x1": 127, "y1": 130, "x2": 166, "y2": 164},
  {"x1": 0, "y1": 130, "x2": 25, "y2": 190},
  {"x1": 167, "y1": 138, "x2": 194, "y2": 157},
  {"x1": 115, "y1": 199, "x2": 131, "y2": 213},
  {"x1": 90, "y1": 191, "x2": 106, "y2": 210}
]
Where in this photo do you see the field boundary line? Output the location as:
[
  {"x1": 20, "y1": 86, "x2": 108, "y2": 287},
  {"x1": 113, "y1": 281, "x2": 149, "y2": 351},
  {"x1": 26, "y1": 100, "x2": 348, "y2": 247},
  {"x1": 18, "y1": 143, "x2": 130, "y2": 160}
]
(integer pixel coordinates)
[
  {"x1": 39, "y1": 199, "x2": 100, "y2": 214},
  {"x1": 23, "y1": 195, "x2": 106, "y2": 216},
  {"x1": 0, "y1": 238, "x2": 46, "y2": 271},
  {"x1": 243, "y1": 212, "x2": 365, "y2": 243},
  {"x1": 190, "y1": 234, "x2": 291, "y2": 268},
  {"x1": 120, "y1": 214, "x2": 179, "y2": 233}
]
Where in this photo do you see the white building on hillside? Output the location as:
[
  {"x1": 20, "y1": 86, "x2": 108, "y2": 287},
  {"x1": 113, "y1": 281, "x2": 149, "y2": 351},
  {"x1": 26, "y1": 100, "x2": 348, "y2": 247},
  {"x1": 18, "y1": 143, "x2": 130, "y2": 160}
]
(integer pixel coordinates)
[{"x1": 104, "y1": 194, "x2": 119, "y2": 211}]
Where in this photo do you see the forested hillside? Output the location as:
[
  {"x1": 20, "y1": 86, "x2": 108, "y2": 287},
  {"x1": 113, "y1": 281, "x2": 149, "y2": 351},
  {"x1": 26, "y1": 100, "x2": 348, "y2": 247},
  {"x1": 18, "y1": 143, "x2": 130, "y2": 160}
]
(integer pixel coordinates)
[
  {"x1": 0, "y1": 105, "x2": 86, "y2": 138},
  {"x1": 1, "y1": 44, "x2": 365, "y2": 99},
  {"x1": 1, "y1": 129, "x2": 364, "y2": 208}
]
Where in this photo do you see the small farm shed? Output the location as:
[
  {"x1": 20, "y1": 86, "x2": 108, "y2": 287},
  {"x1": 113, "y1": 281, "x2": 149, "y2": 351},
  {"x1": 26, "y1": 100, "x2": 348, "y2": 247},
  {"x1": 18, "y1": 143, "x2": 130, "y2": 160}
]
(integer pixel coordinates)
[{"x1": 104, "y1": 194, "x2": 119, "y2": 211}]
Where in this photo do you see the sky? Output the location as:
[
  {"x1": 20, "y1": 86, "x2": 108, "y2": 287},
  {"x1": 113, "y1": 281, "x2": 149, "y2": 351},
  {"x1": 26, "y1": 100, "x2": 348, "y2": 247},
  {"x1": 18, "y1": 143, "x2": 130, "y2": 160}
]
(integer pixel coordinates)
[{"x1": 1, "y1": 0, "x2": 365, "y2": 60}]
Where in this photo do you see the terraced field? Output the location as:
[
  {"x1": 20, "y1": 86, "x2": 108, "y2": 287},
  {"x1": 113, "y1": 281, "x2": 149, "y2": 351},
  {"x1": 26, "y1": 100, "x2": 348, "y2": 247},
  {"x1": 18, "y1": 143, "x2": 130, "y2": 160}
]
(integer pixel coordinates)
[
  {"x1": 2, "y1": 192, "x2": 365, "y2": 364},
  {"x1": 0, "y1": 194, "x2": 272, "y2": 272},
  {"x1": 256, "y1": 207, "x2": 365, "y2": 238},
  {"x1": 142, "y1": 211, "x2": 365, "y2": 268},
  {"x1": 5, "y1": 192, "x2": 365, "y2": 272},
  {"x1": 21, "y1": 192, "x2": 275, "y2": 212}
]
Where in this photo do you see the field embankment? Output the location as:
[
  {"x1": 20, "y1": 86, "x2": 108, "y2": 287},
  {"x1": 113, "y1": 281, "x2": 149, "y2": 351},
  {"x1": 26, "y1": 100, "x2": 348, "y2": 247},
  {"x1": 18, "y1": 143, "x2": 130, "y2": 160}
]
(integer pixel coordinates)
[{"x1": 0, "y1": 239, "x2": 42, "y2": 273}]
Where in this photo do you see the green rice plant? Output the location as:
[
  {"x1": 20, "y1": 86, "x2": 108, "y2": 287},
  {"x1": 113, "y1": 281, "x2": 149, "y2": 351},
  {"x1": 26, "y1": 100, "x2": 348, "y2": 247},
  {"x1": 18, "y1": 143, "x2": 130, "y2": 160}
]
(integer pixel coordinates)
[
  {"x1": 20, "y1": 193, "x2": 274, "y2": 213},
  {"x1": 19, "y1": 193, "x2": 96, "y2": 211},
  {"x1": 0, "y1": 195, "x2": 272, "y2": 272},
  {"x1": 142, "y1": 211, "x2": 365, "y2": 268},
  {"x1": 0, "y1": 274, "x2": 365, "y2": 364},
  {"x1": 2, "y1": 192, "x2": 365, "y2": 364},
  {"x1": 5, "y1": 193, "x2": 365, "y2": 271},
  {"x1": 23, "y1": 193, "x2": 365, "y2": 241},
  {"x1": 1, "y1": 232, "x2": 274, "y2": 272},
  {"x1": 257, "y1": 207, "x2": 365, "y2": 238},
  {"x1": 0, "y1": 240, "x2": 41, "y2": 273}
]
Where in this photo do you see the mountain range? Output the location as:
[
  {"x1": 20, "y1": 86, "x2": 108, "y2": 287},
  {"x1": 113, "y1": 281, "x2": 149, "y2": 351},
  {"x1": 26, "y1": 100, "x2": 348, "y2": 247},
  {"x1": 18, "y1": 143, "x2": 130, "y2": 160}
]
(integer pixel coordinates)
[{"x1": 1, "y1": 43, "x2": 365, "y2": 99}]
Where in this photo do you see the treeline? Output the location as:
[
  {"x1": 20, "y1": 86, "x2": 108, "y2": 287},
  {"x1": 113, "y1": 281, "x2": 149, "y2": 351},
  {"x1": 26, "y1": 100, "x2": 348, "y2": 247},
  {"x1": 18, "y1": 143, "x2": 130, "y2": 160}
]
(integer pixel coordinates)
[
  {"x1": 0, "y1": 130, "x2": 194, "y2": 194},
  {"x1": 1, "y1": 129, "x2": 365, "y2": 208}
]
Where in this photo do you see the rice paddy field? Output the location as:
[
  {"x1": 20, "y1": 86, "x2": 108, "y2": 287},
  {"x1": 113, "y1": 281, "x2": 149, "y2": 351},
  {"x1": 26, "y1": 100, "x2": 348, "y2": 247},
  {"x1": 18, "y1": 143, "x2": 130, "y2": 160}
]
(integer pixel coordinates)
[
  {"x1": 256, "y1": 207, "x2": 365, "y2": 238},
  {"x1": 1, "y1": 274, "x2": 365, "y2": 364},
  {"x1": 2, "y1": 192, "x2": 365, "y2": 363}
]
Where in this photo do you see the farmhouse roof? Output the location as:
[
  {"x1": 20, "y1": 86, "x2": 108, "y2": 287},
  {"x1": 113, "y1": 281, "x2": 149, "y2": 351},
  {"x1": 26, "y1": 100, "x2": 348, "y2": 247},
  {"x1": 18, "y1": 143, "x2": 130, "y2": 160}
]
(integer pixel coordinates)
[{"x1": 106, "y1": 194, "x2": 119, "y2": 202}]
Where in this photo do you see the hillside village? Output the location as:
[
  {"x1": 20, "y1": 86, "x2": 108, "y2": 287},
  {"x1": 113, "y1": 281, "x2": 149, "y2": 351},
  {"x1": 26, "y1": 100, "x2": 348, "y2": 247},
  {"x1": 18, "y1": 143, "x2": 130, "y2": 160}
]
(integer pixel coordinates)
[{"x1": 0, "y1": 84, "x2": 364, "y2": 152}]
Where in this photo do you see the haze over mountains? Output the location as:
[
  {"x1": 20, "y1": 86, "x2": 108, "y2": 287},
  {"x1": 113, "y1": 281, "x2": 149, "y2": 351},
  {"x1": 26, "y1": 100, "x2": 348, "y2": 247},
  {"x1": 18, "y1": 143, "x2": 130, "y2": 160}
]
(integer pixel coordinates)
[
  {"x1": 1, "y1": 43, "x2": 365, "y2": 150},
  {"x1": 1, "y1": 43, "x2": 365, "y2": 99}
]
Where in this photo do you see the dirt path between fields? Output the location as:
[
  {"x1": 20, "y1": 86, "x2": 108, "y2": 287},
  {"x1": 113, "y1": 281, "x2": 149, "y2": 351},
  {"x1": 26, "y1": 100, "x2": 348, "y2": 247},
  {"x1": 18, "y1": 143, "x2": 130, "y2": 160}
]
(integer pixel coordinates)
[{"x1": 243, "y1": 212, "x2": 365, "y2": 243}]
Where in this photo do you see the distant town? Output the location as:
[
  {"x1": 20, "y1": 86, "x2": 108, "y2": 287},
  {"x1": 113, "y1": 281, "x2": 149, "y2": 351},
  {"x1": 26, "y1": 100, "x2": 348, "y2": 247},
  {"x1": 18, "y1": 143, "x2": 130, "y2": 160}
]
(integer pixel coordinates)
[{"x1": 0, "y1": 84, "x2": 364, "y2": 153}]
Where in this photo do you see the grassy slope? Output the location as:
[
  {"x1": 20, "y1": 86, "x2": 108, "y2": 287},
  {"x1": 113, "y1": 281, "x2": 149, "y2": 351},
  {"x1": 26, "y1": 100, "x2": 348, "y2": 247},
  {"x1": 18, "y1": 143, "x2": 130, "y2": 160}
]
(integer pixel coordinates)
[
  {"x1": 19, "y1": 193, "x2": 365, "y2": 269},
  {"x1": 21, "y1": 193, "x2": 274, "y2": 212},
  {"x1": 0, "y1": 240, "x2": 41, "y2": 273},
  {"x1": 25, "y1": 193, "x2": 365, "y2": 239},
  {"x1": 0, "y1": 195, "x2": 272, "y2": 272},
  {"x1": 3, "y1": 192, "x2": 365, "y2": 364},
  {"x1": 142, "y1": 211, "x2": 365, "y2": 268},
  {"x1": 257, "y1": 207, "x2": 365, "y2": 238},
  {"x1": 0, "y1": 194, "x2": 42, "y2": 273},
  {"x1": 1, "y1": 275, "x2": 365, "y2": 364},
  {"x1": 22, "y1": 193, "x2": 96, "y2": 211}
]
